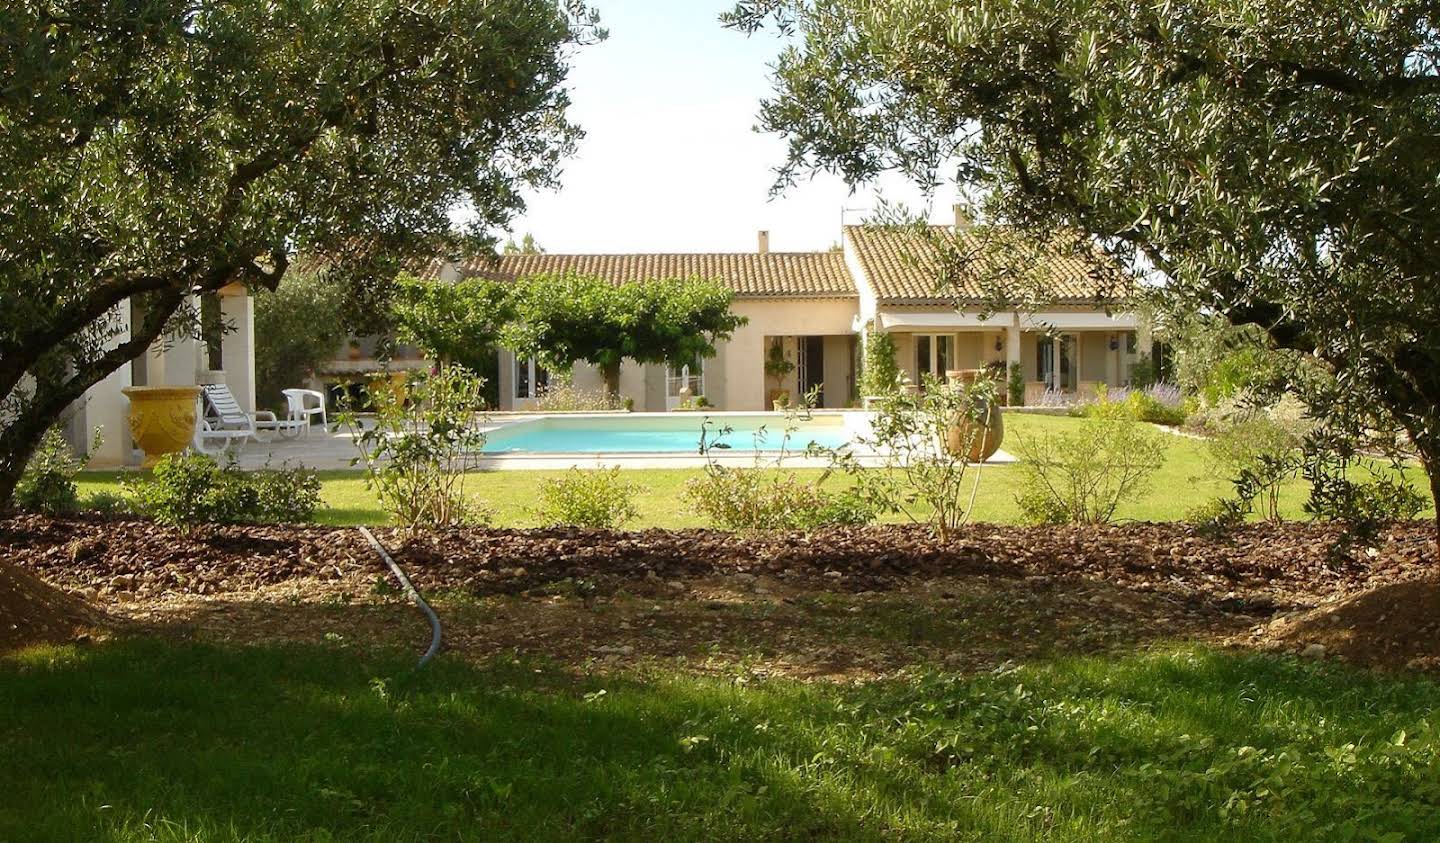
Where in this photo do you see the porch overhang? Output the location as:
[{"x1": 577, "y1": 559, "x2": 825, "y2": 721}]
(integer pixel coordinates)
[
  {"x1": 1020, "y1": 311, "x2": 1138, "y2": 330},
  {"x1": 876, "y1": 311, "x2": 1006, "y2": 330}
]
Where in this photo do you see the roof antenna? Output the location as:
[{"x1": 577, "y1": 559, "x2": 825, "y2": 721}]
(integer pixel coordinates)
[{"x1": 839, "y1": 205, "x2": 867, "y2": 231}]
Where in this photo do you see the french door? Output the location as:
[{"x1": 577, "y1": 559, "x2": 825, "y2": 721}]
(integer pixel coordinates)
[
  {"x1": 665, "y1": 354, "x2": 704, "y2": 409},
  {"x1": 1036, "y1": 334, "x2": 1077, "y2": 391},
  {"x1": 915, "y1": 334, "x2": 955, "y2": 382}
]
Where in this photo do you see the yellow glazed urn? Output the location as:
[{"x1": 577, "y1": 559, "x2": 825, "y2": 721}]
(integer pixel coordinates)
[
  {"x1": 945, "y1": 397, "x2": 1004, "y2": 463},
  {"x1": 122, "y1": 385, "x2": 201, "y2": 466}
]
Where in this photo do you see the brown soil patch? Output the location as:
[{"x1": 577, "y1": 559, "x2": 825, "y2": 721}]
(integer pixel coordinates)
[
  {"x1": 0, "y1": 559, "x2": 107, "y2": 652},
  {"x1": 1242, "y1": 577, "x2": 1440, "y2": 671},
  {"x1": 3, "y1": 515, "x2": 1436, "y2": 675}
]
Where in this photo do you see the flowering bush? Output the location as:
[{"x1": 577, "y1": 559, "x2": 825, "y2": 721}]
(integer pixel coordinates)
[
  {"x1": 536, "y1": 467, "x2": 640, "y2": 529},
  {"x1": 1080, "y1": 383, "x2": 1188, "y2": 425},
  {"x1": 531, "y1": 382, "x2": 625, "y2": 412}
]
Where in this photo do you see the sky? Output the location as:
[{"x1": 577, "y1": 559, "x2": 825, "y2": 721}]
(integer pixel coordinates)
[{"x1": 499, "y1": 0, "x2": 958, "y2": 254}]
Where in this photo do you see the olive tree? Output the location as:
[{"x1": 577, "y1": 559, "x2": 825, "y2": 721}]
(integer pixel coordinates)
[
  {"x1": 502, "y1": 273, "x2": 747, "y2": 397},
  {"x1": 253, "y1": 272, "x2": 349, "y2": 412},
  {"x1": 727, "y1": 0, "x2": 1440, "y2": 538},
  {"x1": 0, "y1": 0, "x2": 601, "y2": 505}
]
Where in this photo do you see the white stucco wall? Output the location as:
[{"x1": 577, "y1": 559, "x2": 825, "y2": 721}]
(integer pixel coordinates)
[
  {"x1": 1081, "y1": 332, "x2": 1109, "y2": 383},
  {"x1": 62, "y1": 305, "x2": 134, "y2": 468},
  {"x1": 719, "y1": 298, "x2": 860, "y2": 410}
]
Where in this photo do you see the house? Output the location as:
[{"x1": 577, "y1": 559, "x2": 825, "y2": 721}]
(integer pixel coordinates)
[
  {"x1": 428, "y1": 211, "x2": 1146, "y2": 411},
  {"x1": 63, "y1": 213, "x2": 1142, "y2": 468}
]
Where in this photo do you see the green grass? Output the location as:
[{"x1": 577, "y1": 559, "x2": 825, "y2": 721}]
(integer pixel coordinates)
[
  {"x1": 75, "y1": 414, "x2": 1430, "y2": 528},
  {"x1": 1, "y1": 638, "x2": 1436, "y2": 841}
]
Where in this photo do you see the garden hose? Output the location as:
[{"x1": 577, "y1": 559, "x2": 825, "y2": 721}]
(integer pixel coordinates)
[{"x1": 359, "y1": 526, "x2": 442, "y2": 669}]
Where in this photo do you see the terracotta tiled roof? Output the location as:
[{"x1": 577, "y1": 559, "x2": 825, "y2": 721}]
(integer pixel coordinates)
[
  {"x1": 441, "y1": 252, "x2": 856, "y2": 299},
  {"x1": 844, "y1": 225, "x2": 1129, "y2": 306}
]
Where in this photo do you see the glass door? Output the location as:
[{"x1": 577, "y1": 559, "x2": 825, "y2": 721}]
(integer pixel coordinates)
[
  {"x1": 1036, "y1": 335, "x2": 1076, "y2": 391},
  {"x1": 1058, "y1": 334, "x2": 1076, "y2": 392},
  {"x1": 666, "y1": 353, "x2": 704, "y2": 408},
  {"x1": 915, "y1": 334, "x2": 955, "y2": 384},
  {"x1": 799, "y1": 336, "x2": 825, "y2": 405}
]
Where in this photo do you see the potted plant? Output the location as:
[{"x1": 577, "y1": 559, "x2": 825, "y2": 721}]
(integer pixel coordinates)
[{"x1": 765, "y1": 339, "x2": 795, "y2": 410}]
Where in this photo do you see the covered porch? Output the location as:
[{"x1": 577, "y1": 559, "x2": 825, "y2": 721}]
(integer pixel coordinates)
[{"x1": 872, "y1": 309, "x2": 1146, "y2": 402}]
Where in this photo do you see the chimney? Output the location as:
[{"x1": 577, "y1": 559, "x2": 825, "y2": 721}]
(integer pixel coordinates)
[
  {"x1": 953, "y1": 204, "x2": 971, "y2": 231},
  {"x1": 757, "y1": 230, "x2": 770, "y2": 255}
]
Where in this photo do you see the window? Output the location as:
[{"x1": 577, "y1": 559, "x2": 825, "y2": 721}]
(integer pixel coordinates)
[
  {"x1": 915, "y1": 334, "x2": 954, "y2": 380},
  {"x1": 514, "y1": 357, "x2": 548, "y2": 400}
]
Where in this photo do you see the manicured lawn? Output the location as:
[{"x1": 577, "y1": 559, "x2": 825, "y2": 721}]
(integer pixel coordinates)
[
  {"x1": 75, "y1": 413, "x2": 1430, "y2": 528},
  {"x1": 1, "y1": 638, "x2": 1435, "y2": 842}
]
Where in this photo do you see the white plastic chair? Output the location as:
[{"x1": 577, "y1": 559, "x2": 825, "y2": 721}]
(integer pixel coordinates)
[{"x1": 281, "y1": 388, "x2": 328, "y2": 437}]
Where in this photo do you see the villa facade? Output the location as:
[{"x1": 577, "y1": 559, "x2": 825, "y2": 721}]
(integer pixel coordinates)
[
  {"x1": 65, "y1": 215, "x2": 1144, "y2": 467},
  {"x1": 436, "y1": 215, "x2": 1146, "y2": 412}
]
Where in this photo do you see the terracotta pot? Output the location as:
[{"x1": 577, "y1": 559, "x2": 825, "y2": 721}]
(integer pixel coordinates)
[
  {"x1": 122, "y1": 385, "x2": 201, "y2": 466},
  {"x1": 945, "y1": 397, "x2": 1004, "y2": 462}
]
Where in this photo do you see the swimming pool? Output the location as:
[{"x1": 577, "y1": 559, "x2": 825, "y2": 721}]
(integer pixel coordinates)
[{"x1": 482, "y1": 412, "x2": 861, "y2": 455}]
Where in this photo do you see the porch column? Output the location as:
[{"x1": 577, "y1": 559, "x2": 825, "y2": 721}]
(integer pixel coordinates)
[
  {"x1": 1137, "y1": 323, "x2": 1154, "y2": 357},
  {"x1": 219, "y1": 284, "x2": 256, "y2": 414},
  {"x1": 1004, "y1": 317, "x2": 1021, "y2": 372},
  {"x1": 153, "y1": 292, "x2": 202, "y2": 387},
  {"x1": 1048, "y1": 337, "x2": 1058, "y2": 389}
]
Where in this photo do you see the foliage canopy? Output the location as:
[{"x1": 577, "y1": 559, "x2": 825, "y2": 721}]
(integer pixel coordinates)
[
  {"x1": 728, "y1": 0, "x2": 1440, "y2": 531},
  {"x1": 0, "y1": 0, "x2": 600, "y2": 504},
  {"x1": 502, "y1": 273, "x2": 746, "y2": 396}
]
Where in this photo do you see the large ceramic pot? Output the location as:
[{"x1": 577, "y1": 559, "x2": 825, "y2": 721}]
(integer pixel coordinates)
[
  {"x1": 944, "y1": 396, "x2": 1004, "y2": 462},
  {"x1": 122, "y1": 385, "x2": 201, "y2": 466}
]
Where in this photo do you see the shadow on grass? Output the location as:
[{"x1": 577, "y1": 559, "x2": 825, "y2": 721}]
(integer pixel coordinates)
[{"x1": 1, "y1": 637, "x2": 1437, "y2": 842}]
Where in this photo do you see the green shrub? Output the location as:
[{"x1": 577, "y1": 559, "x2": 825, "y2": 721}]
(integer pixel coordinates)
[
  {"x1": 1128, "y1": 357, "x2": 1157, "y2": 389},
  {"x1": 1186, "y1": 496, "x2": 1249, "y2": 531},
  {"x1": 14, "y1": 427, "x2": 96, "y2": 515},
  {"x1": 1007, "y1": 361, "x2": 1025, "y2": 406},
  {"x1": 246, "y1": 466, "x2": 323, "y2": 524},
  {"x1": 1012, "y1": 416, "x2": 1167, "y2": 524},
  {"x1": 1082, "y1": 385, "x2": 1188, "y2": 426},
  {"x1": 1207, "y1": 411, "x2": 1306, "y2": 522},
  {"x1": 342, "y1": 365, "x2": 490, "y2": 531},
  {"x1": 859, "y1": 329, "x2": 899, "y2": 396},
  {"x1": 815, "y1": 378, "x2": 998, "y2": 540},
  {"x1": 1305, "y1": 461, "x2": 1427, "y2": 535},
  {"x1": 254, "y1": 271, "x2": 348, "y2": 412},
  {"x1": 127, "y1": 453, "x2": 322, "y2": 530},
  {"x1": 82, "y1": 491, "x2": 134, "y2": 517},
  {"x1": 536, "y1": 467, "x2": 640, "y2": 529},
  {"x1": 684, "y1": 466, "x2": 873, "y2": 531}
]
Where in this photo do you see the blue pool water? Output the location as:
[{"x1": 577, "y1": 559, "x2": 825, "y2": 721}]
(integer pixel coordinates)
[{"x1": 483, "y1": 414, "x2": 856, "y2": 454}]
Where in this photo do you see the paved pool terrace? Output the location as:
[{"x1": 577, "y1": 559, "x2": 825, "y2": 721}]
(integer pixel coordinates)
[{"x1": 211, "y1": 411, "x2": 1015, "y2": 471}]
